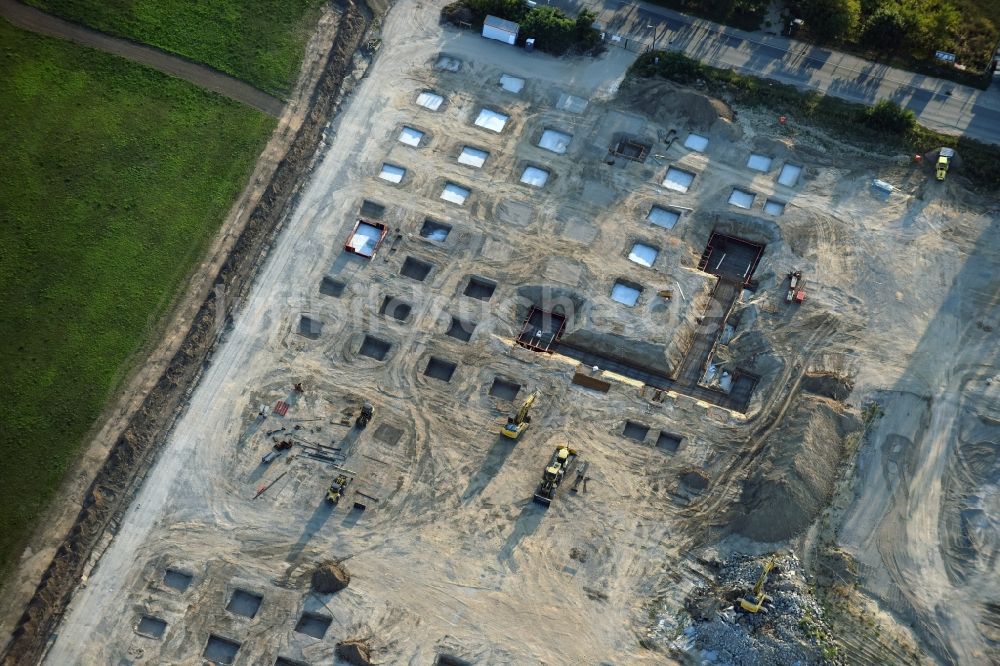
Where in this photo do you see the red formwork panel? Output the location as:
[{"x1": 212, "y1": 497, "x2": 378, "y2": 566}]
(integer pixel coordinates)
[
  {"x1": 516, "y1": 307, "x2": 567, "y2": 353},
  {"x1": 344, "y1": 219, "x2": 389, "y2": 258}
]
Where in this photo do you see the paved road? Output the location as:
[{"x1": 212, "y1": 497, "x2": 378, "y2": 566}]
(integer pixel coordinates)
[
  {"x1": 549, "y1": 0, "x2": 1000, "y2": 146},
  {"x1": 0, "y1": 0, "x2": 284, "y2": 117}
]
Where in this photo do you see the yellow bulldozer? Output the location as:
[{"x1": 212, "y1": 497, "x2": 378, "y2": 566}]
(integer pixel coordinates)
[
  {"x1": 501, "y1": 390, "x2": 540, "y2": 440},
  {"x1": 533, "y1": 445, "x2": 577, "y2": 506},
  {"x1": 738, "y1": 557, "x2": 776, "y2": 613}
]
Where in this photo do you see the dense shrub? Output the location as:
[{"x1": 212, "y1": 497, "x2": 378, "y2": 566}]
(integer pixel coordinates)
[
  {"x1": 858, "y1": 99, "x2": 916, "y2": 134},
  {"x1": 637, "y1": 0, "x2": 996, "y2": 82},
  {"x1": 632, "y1": 50, "x2": 706, "y2": 83},
  {"x1": 789, "y1": 0, "x2": 861, "y2": 42}
]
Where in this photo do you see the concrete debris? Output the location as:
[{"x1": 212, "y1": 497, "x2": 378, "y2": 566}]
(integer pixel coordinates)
[{"x1": 668, "y1": 554, "x2": 838, "y2": 665}]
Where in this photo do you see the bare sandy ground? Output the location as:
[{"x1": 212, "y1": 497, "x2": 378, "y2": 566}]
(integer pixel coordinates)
[{"x1": 35, "y1": 0, "x2": 1000, "y2": 664}]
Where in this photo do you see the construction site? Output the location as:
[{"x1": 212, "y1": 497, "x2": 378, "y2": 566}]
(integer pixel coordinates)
[{"x1": 18, "y1": 1, "x2": 1000, "y2": 664}]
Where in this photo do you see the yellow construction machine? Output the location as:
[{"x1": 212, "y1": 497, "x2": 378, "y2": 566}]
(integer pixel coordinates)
[
  {"x1": 936, "y1": 148, "x2": 955, "y2": 181},
  {"x1": 326, "y1": 474, "x2": 352, "y2": 505},
  {"x1": 533, "y1": 445, "x2": 577, "y2": 506},
  {"x1": 501, "y1": 390, "x2": 540, "y2": 440},
  {"x1": 738, "y1": 557, "x2": 776, "y2": 613}
]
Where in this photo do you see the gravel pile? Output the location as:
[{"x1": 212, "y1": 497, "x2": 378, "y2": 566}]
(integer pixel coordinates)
[{"x1": 671, "y1": 554, "x2": 839, "y2": 665}]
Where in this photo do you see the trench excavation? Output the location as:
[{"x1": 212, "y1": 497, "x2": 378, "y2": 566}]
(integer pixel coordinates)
[{"x1": 517, "y1": 232, "x2": 763, "y2": 413}]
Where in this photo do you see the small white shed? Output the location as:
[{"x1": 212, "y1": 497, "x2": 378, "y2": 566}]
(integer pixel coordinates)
[{"x1": 482, "y1": 15, "x2": 519, "y2": 45}]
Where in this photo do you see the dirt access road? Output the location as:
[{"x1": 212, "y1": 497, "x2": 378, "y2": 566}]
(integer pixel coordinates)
[
  {"x1": 0, "y1": 0, "x2": 284, "y2": 116},
  {"x1": 839, "y1": 216, "x2": 1000, "y2": 666}
]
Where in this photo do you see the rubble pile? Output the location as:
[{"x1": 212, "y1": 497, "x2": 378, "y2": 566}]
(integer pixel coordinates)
[{"x1": 675, "y1": 554, "x2": 839, "y2": 665}]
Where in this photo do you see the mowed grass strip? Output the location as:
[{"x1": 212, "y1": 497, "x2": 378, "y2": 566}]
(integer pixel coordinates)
[
  {"x1": 26, "y1": 0, "x2": 325, "y2": 97},
  {"x1": 0, "y1": 18, "x2": 274, "y2": 579}
]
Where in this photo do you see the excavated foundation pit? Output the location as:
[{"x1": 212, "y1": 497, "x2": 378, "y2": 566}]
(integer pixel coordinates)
[
  {"x1": 416, "y1": 91, "x2": 444, "y2": 111},
  {"x1": 420, "y1": 218, "x2": 451, "y2": 241},
  {"x1": 657, "y1": 432, "x2": 682, "y2": 452},
  {"x1": 611, "y1": 279, "x2": 643, "y2": 306},
  {"x1": 489, "y1": 377, "x2": 521, "y2": 401},
  {"x1": 162, "y1": 568, "x2": 192, "y2": 592},
  {"x1": 135, "y1": 615, "x2": 167, "y2": 639},
  {"x1": 379, "y1": 163, "x2": 406, "y2": 184},
  {"x1": 763, "y1": 198, "x2": 786, "y2": 216},
  {"x1": 400, "y1": 256, "x2": 433, "y2": 281},
  {"x1": 474, "y1": 108, "x2": 508, "y2": 132},
  {"x1": 425, "y1": 357, "x2": 458, "y2": 381},
  {"x1": 360, "y1": 199, "x2": 385, "y2": 218},
  {"x1": 446, "y1": 316, "x2": 475, "y2": 342},
  {"x1": 683, "y1": 133, "x2": 709, "y2": 152},
  {"x1": 294, "y1": 612, "x2": 332, "y2": 639},
  {"x1": 516, "y1": 307, "x2": 565, "y2": 352},
  {"x1": 398, "y1": 126, "x2": 424, "y2": 147},
  {"x1": 464, "y1": 276, "x2": 497, "y2": 301},
  {"x1": 520, "y1": 166, "x2": 550, "y2": 187},
  {"x1": 647, "y1": 206, "x2": 680, "y2": 230},
  {"x1": 440, "y1": 182, "x2": 470, "y2": 205},
  {"x1": 458, "y1": 146, "x2": 489, "y2": 168},
  {"x1": 680, "y1": 470, "x2": 709, "y2": 494},
  {"x1": 275, "y1": 658, "x2": 308, "y2": 666},
  {"x1": 499, "y1": 73, "x2": 524, "y2": 93},
  {"x1": 319, "y1": 277, "x2": 346, "y2": 297},
  {"x1": 698, "y1": 232, "x2": 764, "y2": 285},
  {"x1": 379, "y1": 296, "x2": 412, "y2": 321},
  {"x1": 226, "y1": 589, "x2": 263, "y2": 618},
  {"x1": 538, "y1": 128, "x2": 572, "y2": 154},
  {"x1": 298, "y1": 315, "x2": 323, "y2": 339},
  {"x1": 611, "y1": 136, "x2": 650, "y2": 162},
  {"x1": 623, "y1": 421, "x2": 650, "y2": 442},
  {"x1": 359, "y1": 335, "x2": 392, "y2": 360},
  {"x1": 203, "y1": 635, "x2": 240, "y2": 665}
]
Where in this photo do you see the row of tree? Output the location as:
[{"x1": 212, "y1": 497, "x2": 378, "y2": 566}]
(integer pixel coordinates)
[
  {"x1": 789, "y1": 0, "x2": 960, "y2": 54},
  {"x1": 442, "y1": 0, "x2": 600, "y2": 55}
]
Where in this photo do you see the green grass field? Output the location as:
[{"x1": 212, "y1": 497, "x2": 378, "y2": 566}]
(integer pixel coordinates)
[
  {"x1": 26, "y1": 0, "x2": 325, "y2": 97},
  {"x1": 0, "y1": 18, "x2": 274, "y2": 580}
]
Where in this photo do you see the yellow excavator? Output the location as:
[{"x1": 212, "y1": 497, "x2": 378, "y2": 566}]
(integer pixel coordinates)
[
  {"x1": 738, "y1": 557, "x2": 776, "y2": 613},
  {"x1": 501, "y1": 390, "x2": 540, "y2": 440}
]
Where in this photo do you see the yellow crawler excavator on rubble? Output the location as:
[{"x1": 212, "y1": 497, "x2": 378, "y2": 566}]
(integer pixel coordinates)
[
  {"x1": 738, "y1": 557, "x2": 776, "y2": 613},
  {"x1": 501, "y1": 390, "x2": 540, "y2": 440}
]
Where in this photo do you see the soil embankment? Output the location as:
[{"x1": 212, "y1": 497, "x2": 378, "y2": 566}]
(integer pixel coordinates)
[{"x1": 737, "y1": 394, "x2": 860, "y2": 542}]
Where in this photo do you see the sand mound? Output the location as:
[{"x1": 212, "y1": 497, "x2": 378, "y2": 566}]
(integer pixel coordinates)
[
  {"x1": 619, "y1": 80, "x2": 733, "y2": 129},
  {"x1": 336, "y1": 639, "x2": 372, "y2": 665},
  {"x1": 311, "y1": 561, "x2": 350, "y2": 593},
  {"x1": 737, "y1": 396, "x2": 859, "y2": 542},
  {"x1": 801, "y1": 372, "x2": 853, "y2": 401}
]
